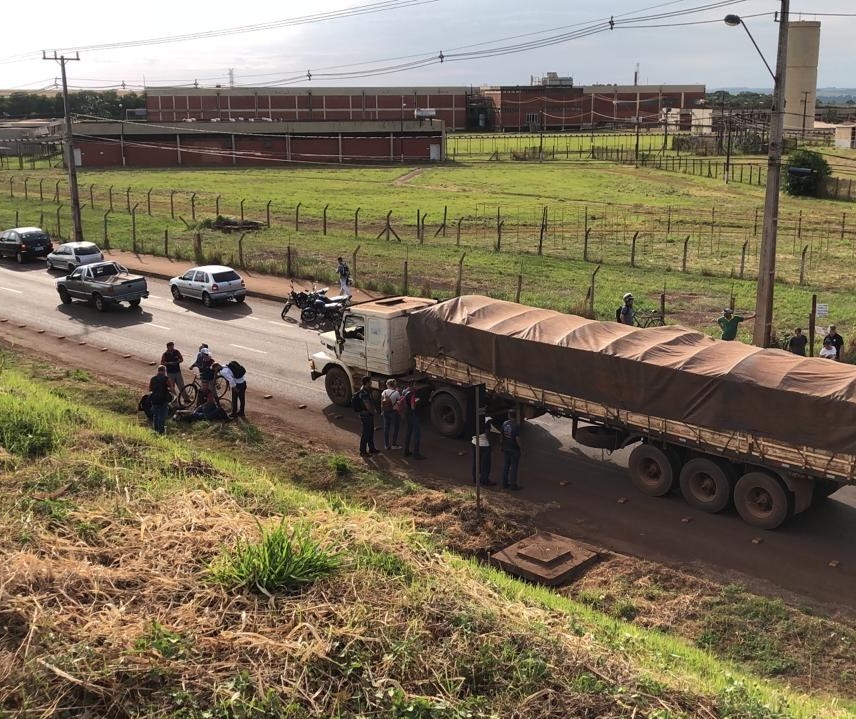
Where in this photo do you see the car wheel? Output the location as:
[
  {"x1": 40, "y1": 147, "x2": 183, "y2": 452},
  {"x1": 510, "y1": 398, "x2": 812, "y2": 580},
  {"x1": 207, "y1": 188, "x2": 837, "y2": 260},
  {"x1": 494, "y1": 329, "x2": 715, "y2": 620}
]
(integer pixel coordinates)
[
  {"x1": 171, "y1": 285, "x2": 182, "y2": 300},
  {"x1": 202, "y1": 292, "x2": 214, "y2": 307},
  {"x1": 234, "y1": 295, "x2": 246, "y2": 304},
  {"x1": 58, "y1": 287, "x2": 72, "y2": 304},
  {"x1": 129, "y1": 298, "x2": 141, "y2": 308},
  {"x1": 93, "y1": 293, "x2": 108, "y2": 312},
  {"x1": 16, "y1": 252, "x2": 24, "y2": 264},
  {"x1": 46, "y1": 259, "x2": 54, "y2": 271}
]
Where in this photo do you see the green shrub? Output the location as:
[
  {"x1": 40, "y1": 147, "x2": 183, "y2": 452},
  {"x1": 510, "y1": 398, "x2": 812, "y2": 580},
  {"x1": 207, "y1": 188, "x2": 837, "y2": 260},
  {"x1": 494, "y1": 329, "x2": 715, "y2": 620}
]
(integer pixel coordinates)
[
  {"x1": 784, "y1": 149, "x2": 831, "y2": 197},
  {"x1": 209, "y1": 521, "x2": 338, "y2": 593}
]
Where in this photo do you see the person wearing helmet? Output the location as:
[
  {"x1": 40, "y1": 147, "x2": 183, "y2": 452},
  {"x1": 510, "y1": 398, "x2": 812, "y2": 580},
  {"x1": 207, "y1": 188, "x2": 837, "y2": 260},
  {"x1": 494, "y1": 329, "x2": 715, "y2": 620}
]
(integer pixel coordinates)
[
  {"x1": 717, "y1": 308, "x2": 755, "y2": 341},
  {"x1": 618, "y1": 292, "x2": 635, "y2": 325}
]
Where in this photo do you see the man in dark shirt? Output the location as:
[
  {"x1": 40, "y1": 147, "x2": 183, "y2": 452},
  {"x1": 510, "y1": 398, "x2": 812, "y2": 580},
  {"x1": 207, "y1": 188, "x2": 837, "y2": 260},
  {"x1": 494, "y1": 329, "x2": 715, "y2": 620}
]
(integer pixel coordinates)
[
  {"x1": 824, "y1": 324, "x2": 845, "y2": 361},
  {"x1": 160, "y1": 341, "x2": 185, "y2": 392},
  {"x1": 148, "y1": 365, "x2": 174, "y2": 435},
  {"x1": 358, "y1": 376, "x2": 379, "y2": 456},
  {"x1": 500, "y1": 410, "x2": 522, "y2": 490},
  {"x1": 787, "y1": 328, "x2": 808, "y2": 356}
]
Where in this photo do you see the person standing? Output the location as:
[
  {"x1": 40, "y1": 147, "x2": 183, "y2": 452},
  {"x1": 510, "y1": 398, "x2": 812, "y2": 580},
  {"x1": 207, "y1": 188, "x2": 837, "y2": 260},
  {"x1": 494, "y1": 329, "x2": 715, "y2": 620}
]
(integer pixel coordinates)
[
  {"x1": 717, "y1": 308, "x2": 755, "y2": 341},
  {"x1": 357, "y1": 376, "x2": 379, "y2": 456},
  {"x1": 819, "y1": 338, "x2": 838, "y2": 359},
  {"x1": 214, "y1": 362, "x2": 247, "y2": 417},
  {"x1": 160, "y1": 341, "x2": 185, "y2": 393},
  {"x1": 500, "y1": 410, "x2": 522, "y2": 490},
  {"x1": 336, "y1": 256, "x2": 352, "y2": 297},
  {"x1": 824, "y1": 324, "x2": 844, "y2": 361},
  {"x1": 471, "y1": 416, "x2": 495, "y2": 486},
  {"x1": 380, "y1": 378, "x2": 401, "y2": 450},
  {"x1": 401, "y1": 381, "x2": 424, "y2": 459},
  {"x1": 618, "y1": 293, "x2": 635, "y2": 326},
  {"x1": 190, "y1": 344, "x2": 215, "y2": 401},
  {"x1": 148, "y1": 365, "x2": 174, "y2": 435},
  {"x1": 787, "y1": 328, "x2": 808, "y2": 356}
]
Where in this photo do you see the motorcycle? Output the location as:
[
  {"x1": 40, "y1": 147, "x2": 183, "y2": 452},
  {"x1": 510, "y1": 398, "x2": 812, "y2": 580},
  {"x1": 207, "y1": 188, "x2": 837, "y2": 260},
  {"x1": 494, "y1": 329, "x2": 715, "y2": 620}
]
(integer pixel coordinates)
[
  {"x1": 300, "y1": 293, "x2": 350, "y2": 328},
  {"x1": 281, "y1": 282, "x2": 332, "y2": 320}
]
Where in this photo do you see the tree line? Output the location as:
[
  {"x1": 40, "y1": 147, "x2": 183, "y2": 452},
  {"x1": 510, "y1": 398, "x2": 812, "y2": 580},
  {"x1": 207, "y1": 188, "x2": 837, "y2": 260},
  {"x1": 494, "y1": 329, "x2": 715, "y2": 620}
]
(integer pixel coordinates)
[{"x1": 0, "y1": 90, "x2": 146, "y2": 120}]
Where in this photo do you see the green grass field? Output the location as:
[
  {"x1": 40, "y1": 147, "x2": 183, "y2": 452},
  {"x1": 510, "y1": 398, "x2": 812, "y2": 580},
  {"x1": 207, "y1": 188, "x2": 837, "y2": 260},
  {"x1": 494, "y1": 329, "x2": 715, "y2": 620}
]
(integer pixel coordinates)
[{"x1": 1, "y1": 146, "x2": 855, "y2": 348}]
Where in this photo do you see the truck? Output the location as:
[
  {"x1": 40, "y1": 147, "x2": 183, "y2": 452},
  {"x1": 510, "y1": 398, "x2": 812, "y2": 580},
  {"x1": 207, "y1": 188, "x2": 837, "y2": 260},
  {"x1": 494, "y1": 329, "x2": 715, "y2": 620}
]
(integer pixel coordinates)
[
  {"x1": 56, "y1": 261, "x2": 149, "y2": 311},
  {"x1": 309, "y1": 294, "x2": 856, "y2": 530}
]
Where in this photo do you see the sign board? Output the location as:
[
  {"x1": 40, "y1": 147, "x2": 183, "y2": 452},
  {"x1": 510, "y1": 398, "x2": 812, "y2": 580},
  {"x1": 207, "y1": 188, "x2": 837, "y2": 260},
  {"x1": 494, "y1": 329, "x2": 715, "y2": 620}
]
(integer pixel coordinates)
[{"x1": 816, "y1": 303, "x2": 829, "y2": 318}]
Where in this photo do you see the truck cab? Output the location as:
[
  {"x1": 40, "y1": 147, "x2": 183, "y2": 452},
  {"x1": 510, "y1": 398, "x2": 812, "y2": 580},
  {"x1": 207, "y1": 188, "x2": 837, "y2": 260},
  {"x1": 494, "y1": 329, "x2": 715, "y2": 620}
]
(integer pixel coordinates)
[{"x1": 310, "y1": 296, "x2": 437, "y2": 406}]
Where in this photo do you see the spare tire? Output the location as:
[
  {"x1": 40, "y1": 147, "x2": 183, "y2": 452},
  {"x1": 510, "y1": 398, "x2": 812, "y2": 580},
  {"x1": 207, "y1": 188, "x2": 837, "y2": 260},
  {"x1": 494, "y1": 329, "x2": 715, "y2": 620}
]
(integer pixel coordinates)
[{"x1": 574, "y1": 425, "x2": 626, "y2": 450}]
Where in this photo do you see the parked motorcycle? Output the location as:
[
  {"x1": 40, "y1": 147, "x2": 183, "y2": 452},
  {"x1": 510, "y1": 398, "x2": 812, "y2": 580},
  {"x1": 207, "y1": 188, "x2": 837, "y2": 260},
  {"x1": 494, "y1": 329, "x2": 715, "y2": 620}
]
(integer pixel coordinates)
[
  {"x1": 281, "y1": 282, "x2": 332, "y2": 320},
  {"x1": 300, "y1": 294, "x2": 349, "y2": 328}
]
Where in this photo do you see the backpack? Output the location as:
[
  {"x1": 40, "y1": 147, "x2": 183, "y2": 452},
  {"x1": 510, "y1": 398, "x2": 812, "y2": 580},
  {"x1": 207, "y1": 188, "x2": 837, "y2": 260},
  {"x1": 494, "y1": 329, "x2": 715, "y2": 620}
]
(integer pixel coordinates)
[
  {"x1": 380, "y1": 390, "x2": 394, "y2": 412},
  {"x1": 352, "y1": 391, "x2": 364, "y2": 413},
  {"x1": 615, "y1": 306, "x2": 623, "y2": 323},
  {"x1": 396, "y1": 390, "x2": 412, "y2": 417},
  {"x1": 227, "y1": 360, "x2": 246, "y2": 379}
]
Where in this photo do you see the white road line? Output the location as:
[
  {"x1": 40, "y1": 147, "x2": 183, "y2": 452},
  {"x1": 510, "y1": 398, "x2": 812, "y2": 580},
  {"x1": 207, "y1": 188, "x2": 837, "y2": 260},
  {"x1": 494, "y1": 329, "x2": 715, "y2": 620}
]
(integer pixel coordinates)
[
  {"x1": 0, "y1": 287, "x2": 23, "y2": 293},
  {"x1": 246, "y1": 316, "x2": 261, "y2": 321},
  {"x1": 230, "y1": 344, "x2": 267, "y2": 354},
  {"x1": 268, "y1": 320, "x2": 283, "y2": 326},
  {"x1": 149, "y1": 323, "x2": 172, "y2": 330}
]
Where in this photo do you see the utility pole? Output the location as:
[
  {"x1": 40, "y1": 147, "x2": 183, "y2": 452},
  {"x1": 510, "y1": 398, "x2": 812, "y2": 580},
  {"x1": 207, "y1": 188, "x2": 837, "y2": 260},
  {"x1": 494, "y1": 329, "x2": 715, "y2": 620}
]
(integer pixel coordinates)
[
  {"x1": 800, "y1": 90, "x2": 810, "y2": 140},
  {"x1": 43, "y1": 51, "x2": 83, "y2": 242},
  {"x1": 724, "y1": 109, "x2": 733, "y2": 183}
]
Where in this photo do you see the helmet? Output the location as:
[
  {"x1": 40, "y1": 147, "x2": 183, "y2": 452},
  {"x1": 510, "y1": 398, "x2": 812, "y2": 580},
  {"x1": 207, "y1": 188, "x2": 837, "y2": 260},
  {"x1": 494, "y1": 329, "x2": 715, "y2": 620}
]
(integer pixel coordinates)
[
  {"x1": 623, "y1": 292, "x2": 634, "y2": 301},
  {"x1": 723, "y1": 308, "x2": 733, "y2": 315}
]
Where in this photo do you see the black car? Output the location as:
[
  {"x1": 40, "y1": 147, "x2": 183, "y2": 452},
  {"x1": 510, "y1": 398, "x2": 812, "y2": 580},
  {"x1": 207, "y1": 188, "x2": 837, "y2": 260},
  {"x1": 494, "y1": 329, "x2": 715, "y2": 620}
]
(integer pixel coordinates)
[{"x1": 0, "y1": 227, "x2": 53, "y2": 263}]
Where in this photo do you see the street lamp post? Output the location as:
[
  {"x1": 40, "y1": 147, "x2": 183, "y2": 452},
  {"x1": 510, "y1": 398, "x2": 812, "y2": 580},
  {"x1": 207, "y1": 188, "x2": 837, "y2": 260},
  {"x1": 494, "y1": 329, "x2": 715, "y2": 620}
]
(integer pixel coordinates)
[{"x1": 725, "y1": 1, "x2": 789, "y2": 348}]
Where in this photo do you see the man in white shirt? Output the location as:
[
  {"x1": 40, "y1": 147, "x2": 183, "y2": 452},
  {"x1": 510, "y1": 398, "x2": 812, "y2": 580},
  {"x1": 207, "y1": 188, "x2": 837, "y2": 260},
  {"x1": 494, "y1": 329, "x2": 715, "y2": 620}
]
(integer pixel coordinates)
[
  {"x1": 819, "y1": 339, "x2": 837, "y2": 360},
  {"x1": 213, "y1": 362, "x2": 247, "y2": 417}
]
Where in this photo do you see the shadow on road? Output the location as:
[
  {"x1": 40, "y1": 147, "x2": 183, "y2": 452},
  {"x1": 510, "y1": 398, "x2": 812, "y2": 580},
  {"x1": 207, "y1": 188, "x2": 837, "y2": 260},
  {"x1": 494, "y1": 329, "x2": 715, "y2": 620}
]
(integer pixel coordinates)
[{"x1": 55, "y1": 302, "x2": 156, "y2": 328}]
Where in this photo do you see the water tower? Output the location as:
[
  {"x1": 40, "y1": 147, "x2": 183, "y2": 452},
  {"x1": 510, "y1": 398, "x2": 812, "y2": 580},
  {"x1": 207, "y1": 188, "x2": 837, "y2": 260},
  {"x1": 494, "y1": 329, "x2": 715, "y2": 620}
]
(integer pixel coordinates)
[{"x1": 784, "y1": 21, "x2": 820, "y2": 133}]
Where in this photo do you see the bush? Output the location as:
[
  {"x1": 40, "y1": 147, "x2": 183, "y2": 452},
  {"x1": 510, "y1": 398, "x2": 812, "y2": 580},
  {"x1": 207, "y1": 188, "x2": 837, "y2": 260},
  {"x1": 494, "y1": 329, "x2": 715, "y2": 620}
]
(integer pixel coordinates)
[{"x1": 784, "y1": 149, "x2": 830, "y2": 197}]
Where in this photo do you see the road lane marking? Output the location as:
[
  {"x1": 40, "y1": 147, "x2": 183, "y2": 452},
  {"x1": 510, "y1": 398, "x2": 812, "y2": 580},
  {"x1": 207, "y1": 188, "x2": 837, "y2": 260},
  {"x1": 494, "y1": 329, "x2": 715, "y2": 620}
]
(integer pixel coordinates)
[
  {"x1": 149, "y1": 323, "x2": 171, "y2": 330},
  {"x1": 246, "y1": 316, "x2": 260, "y2": 321},
  {"x1": 230, "y1": 344, "x2": 267, "y2": 354},
  {"x1": 0, "y1": 287, "x2": 23, "y2": 293}
]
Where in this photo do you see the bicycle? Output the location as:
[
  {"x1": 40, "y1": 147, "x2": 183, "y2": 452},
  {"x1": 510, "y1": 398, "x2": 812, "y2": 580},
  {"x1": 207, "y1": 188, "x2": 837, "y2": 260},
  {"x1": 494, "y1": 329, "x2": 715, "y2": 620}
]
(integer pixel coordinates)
[
  {"x1": 175, "y1": 372, "x2": 229, "y2": 409},
  {"x1": 634, "y1": 310, "x2": 666, "y2": 328}
]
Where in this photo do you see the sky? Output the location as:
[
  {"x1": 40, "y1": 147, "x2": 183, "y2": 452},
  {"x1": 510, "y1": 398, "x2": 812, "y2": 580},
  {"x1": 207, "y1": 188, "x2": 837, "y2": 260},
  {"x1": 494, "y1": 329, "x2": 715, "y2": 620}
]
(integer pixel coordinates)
[{"x1": 1, "y1": 0, "x2": 853, "y2": 94}]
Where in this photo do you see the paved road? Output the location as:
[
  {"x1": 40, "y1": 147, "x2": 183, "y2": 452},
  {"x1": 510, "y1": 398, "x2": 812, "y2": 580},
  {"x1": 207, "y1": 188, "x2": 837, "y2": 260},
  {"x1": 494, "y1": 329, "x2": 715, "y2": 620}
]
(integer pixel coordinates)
[{"x1": 1, "y1": 258, "x2": 854, "y2": 614}]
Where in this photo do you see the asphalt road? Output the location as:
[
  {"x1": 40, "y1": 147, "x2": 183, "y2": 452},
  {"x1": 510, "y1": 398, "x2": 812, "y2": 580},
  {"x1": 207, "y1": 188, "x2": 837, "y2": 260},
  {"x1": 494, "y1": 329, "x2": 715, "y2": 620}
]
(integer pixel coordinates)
[{"x1": 1, "y1": 260, "x2": 854, "y2": 615}]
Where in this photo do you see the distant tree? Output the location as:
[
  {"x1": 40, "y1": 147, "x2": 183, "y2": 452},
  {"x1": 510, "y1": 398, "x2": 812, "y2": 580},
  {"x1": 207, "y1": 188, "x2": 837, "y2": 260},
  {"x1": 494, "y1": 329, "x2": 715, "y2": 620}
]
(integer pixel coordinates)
[
  {"x1": 784, "y1": 149, "x2": 831, "y2": 197},
  {"x1": 0, "y1": 90, "x2": 146, "y2": 120}
]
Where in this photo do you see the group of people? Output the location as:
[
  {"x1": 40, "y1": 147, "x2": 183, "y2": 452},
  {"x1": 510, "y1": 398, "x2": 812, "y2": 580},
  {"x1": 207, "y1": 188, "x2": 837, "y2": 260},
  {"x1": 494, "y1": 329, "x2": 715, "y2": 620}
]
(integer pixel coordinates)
[
  {"x1": 141, "y1": 341, "x2": 248, "y2": 434},
  {"x1": 470, "y1": 410, "x2": 523, "y2": 491},
  {"x1": 785, "y1": 325, "x2": 845, "y2": 360},
  {"x1": 356, "y1": 376, "x2": 423, "y2": 458}
]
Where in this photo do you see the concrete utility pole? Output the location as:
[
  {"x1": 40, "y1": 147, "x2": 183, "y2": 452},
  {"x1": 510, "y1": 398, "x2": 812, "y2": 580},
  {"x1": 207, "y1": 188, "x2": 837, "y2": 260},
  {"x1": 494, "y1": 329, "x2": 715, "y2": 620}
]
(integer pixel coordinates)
[{"x1": 43, "y1": 51, "x2": 83, "y2": 242}]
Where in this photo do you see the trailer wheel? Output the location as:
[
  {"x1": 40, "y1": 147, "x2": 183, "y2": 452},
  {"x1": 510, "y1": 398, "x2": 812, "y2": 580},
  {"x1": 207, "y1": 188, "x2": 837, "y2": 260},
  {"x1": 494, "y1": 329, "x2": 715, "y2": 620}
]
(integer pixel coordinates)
[
  {"x1": 324, "y1": 366, "x2": 352, "y2": 407},
  {"x1": 679, "y1": 457, "x2": 735, "y2": 513},
  {"x1": 734, "y1": 471, "x2": 791, "y2": 529},
  {"x1": 430, "y1": 392, "x2": 466, "y2": 438},
  {"x1": 628, "y1": 444, "x2": 679, "y2": 496}
]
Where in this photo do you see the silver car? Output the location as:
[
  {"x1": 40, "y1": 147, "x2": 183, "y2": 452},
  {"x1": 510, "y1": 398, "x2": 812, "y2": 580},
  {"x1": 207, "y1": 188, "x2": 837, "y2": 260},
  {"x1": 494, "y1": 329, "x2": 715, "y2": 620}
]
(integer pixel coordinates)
[
  {"x1": 46, "y1": 241, "x2": 104, "y2": 271},
  {"x1": 169, "y1": 264, "x2": 247, "y2": 307}
]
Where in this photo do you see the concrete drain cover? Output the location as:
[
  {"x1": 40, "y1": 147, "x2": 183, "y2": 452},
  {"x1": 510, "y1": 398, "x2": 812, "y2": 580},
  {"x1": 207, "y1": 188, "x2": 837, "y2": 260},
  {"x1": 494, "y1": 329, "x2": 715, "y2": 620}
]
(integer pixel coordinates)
[{"x1": 491, "y1": 530, "x2": 599, "y2": 586}]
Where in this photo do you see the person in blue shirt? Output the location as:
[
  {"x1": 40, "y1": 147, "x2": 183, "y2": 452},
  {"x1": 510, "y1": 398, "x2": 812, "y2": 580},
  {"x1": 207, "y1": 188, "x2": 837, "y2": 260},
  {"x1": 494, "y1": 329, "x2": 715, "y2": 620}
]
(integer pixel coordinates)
[{"x1": 500, "y1": 410, "x2": 522, "y2": 490}]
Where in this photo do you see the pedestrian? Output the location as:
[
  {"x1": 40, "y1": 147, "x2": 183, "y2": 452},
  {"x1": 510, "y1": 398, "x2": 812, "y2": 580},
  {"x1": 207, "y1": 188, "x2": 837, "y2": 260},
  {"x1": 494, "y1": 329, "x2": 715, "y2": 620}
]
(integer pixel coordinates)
[
  {"x1": 336, "y1": 256, "x2": 353, "y2": 297},
  {"x1": 787, "y1": 328, "x2": 808, "y2": 356},
  {"x1": 137, "y1": 392, "x2": 153, "y2": 422},
  {"x1": 190, "y1": 344, "x2": 215, "y2": 400},
  {"x1": 148, "y1": 365, "x2": 174, "y2": 435},
  {"x1": 824, "y1": 324, "x2": 844, "y2": 361},
  {"x1": 357, "y1": 376, "x2": 379, "y2": 456},
  {"x1": 174, "y1": 386, "x2": 229, "y2": 422},
  {"x1": 401, "y1": 380, "x2": 424, "y2": 459},
  {"x1": 160, "y1": 341, "x2": 185, "y2": 393},
  {"x1": 819, "y1": 338, "x2": 837, "y2": 359},
  {"x1": 618, "y1": 292, "x2": 635, "y2": 326},
  {"x1": 471, "y1": 415, "x2": 495, "y2": 486},
  {"x1": 717, "y1": 308, "x2": 755, "y2": 341},
  {"x1": 214, "y1": 361, "x2": 247, "y2": 417},
  {"x1": 500, "y1": 410, "x2": 522, "y2": 490},
  {"x1": 380, "y1": 378, "x2": 401, "y2": 450}
]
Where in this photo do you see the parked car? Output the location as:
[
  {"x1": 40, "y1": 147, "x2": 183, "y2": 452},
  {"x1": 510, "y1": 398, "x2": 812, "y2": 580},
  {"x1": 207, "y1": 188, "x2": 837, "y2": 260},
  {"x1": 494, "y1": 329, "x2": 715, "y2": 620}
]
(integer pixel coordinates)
[
  {"x1": 169, "y1": 265, "x2": 246, "y2": 307},
  {"x1": 0, "y1": 227, "x2": 53, "y2": 263},
  {"x1": 46, "y1": 241, "x2": 104, "y2": 272},
  {"x1": 56, "y1": 261, "x2": 149, "y2": 311}
]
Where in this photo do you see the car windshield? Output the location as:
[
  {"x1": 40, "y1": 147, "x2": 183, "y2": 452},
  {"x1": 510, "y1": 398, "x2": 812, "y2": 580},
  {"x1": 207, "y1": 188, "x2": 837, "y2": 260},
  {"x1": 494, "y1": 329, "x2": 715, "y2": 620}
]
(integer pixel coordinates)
[
  {"x1": 212, "y1": 270, "x2": 240, "y2": 282},
  {"x1": 21, "y1": 232, "x2": 50, "y2": 244},
  {"x1": 75, "y1": 245, "x2": 100, "y2": 256}
]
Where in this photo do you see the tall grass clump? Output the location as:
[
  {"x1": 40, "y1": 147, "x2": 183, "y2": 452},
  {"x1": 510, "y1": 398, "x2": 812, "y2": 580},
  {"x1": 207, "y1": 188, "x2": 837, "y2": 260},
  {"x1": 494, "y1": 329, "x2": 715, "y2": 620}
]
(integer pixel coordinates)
[{"x1": 209, "y1": 521, "x2": 339, "y2": 593}]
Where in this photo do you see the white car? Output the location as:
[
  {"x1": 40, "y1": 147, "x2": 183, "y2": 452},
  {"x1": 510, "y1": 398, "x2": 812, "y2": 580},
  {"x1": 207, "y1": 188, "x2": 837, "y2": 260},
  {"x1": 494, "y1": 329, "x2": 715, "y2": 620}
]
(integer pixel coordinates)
[
  {"x1": 169, "y1": 264, "x2": 247, "y2": 307},
  {"x1": 46, "y1": 241, "x2": 104, "y2": 271}
]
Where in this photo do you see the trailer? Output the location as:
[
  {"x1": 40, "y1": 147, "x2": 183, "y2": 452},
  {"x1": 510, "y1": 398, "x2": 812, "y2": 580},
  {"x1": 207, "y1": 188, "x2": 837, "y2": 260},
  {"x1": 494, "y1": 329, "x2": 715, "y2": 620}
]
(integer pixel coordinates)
[{"x1": 309, "y1": 295, "x2": 856, "y2": 529}]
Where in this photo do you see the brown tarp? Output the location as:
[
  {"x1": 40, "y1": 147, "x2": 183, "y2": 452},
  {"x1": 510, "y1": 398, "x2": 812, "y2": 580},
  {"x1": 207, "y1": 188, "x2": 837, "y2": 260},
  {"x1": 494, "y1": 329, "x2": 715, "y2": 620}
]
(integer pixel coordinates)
[{"x1": 407, "y1": 295, "x2": 856, "y2": 455}]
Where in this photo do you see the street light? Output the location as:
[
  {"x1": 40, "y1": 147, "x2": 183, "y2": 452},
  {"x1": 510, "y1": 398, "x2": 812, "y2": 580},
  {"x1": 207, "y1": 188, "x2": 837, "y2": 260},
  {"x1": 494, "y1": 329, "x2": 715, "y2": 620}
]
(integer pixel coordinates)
[{"x1": 725, "y1": 2, "x2": 789, "y2": 348}]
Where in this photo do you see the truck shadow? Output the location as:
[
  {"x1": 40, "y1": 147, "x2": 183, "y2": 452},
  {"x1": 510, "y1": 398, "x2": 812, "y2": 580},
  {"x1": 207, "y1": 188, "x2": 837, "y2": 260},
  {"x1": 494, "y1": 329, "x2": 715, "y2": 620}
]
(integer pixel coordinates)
[{"x1": 55, "y1": 302, "x2": 156, "y2": 328}]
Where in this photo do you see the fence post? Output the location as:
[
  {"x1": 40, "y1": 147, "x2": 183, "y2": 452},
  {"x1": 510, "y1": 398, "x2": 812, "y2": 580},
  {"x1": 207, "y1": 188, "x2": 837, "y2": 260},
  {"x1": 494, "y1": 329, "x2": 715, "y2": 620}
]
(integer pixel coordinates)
[
  {"x1": 352, "y1": 245, "x2": 360, "y2": 285},
  {"x1": 295, "y1": 202, "x2": 301, "y2": 231},
  {"x1": 682, "y1": 235, "x2": 690, "y2": 272},
  {"x1": 416, "y1": 210, "x2": 421, "y2": 241},
  {"x1": 588, "y1": 265, "x2": 600, "y2": 315},
  {"x1": 194, "y1": 232, "x2": 203, "y2": 263},
  {"x1": 164, "y1": 228, "x2": 169, "y2": 257},
  {"x1": 54, "y1": 180, "x2": 61, "y2": 203},
  {"x1": 799, "y1": 245, "x2": 809, "y2": 285},
  {"x1": 238, "y1": 232, "x2": 246, "y2": 268},
  {"x1": 147, "y1": 188, "x2": 153, "y2": 215},
  {"x1": 841, "y1": 213, "x2": 846, "y2": 242},
  {"x1": 216, "y1": 195, "x2": 221, "y2": 217},
  {"x1": 55, "y1": 204, "x2": 62, "y2": 239},
  {"x1": 14, "y1": 209, "x2": 19, "y2": 226},
  {"x1": 455, "y1": 253, "x2": 466, "y2": 297},
  {"x1": 131, "y1": 203, "x2": 140, "y2": 252},
  {"x1": 89, "y1": 183, "x2": 95, "y2": 208},
  {"x1": 170, "y1": 190, "x2": 175, "y2": 219},
  {"x1": 240, "y1": 198, "x2": 245, "y2": 224},
  {"x1": 323, "y1": 204, "x2": 329, "y2": 235},
  {"x1": 515, "y1": 261, "x2": 523, "y2": 303},
  {"x1": 286, "y1": 245, "x2": 292, "y2": 276},
  {"x1": 354, "y1": 207, "x2": 360, "y2": 239},
  {"x1": 126, "y1": 186, "x2": 132, "y2": 213},
  {"x1": 39, "y1": 178, "x2": 44, "y2": 202},
  {"x1": 266, "y1": 200, "x2": 272, "y2": 228},
  {"x1": 191, "y1": 193, "x2": 197, "y2": 221},
  {"x1": 797, "y1": 209, "x2": 802, "y2": 239},
  {"x1": 495, "y1": 220, "x2": 504, "y2": 252},
  {"x1": 23, "y1": 176, "x2": 29, "y2": 200},
  {"x1": 538, "y1": 206, "x2": 547, "y2": 255},
  {"x1": 739, "y1": 240, "x2": 748, "y2": 279},
  {"x1": 420, "y1": 213, "x2": 427, "y2": 245},
  {"x1": 403, "y1": 257, "x2": 408, "y2": 296},
  {"x1": 666, "y1": 205, "x2": 671, "y2": 238},
  {"x1": 583, "y1": 227, "x2": 591, "y2": 262},
  {"x1": 456, "y1": 217, "x2": 463, "y2": 246},
  {"x1": 103, "y1": 209, "x2": 112, "y2": 249}
]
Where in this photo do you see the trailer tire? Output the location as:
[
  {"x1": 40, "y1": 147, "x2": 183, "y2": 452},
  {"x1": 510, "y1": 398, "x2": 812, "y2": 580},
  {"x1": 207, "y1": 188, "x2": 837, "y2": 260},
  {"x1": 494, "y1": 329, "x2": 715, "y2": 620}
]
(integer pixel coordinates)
[
  {"x1": 628, "y1": 444, "x2": 679, "y2": 496},
  {"x1": 324, "y1": 366, "x2": 352, "y2": 407},
  {"x1": 679, "y1": 457, "x2": 735, "y2": 513},
  {"x1": 734, "y1": 471, "x2": 791, "y2": 530},
  {"x1": 430, "y1": 391, "x2": 466, "y2": 438},
  {"x1": 575, "y1": 425, "x2": 626, "y2": 450}
]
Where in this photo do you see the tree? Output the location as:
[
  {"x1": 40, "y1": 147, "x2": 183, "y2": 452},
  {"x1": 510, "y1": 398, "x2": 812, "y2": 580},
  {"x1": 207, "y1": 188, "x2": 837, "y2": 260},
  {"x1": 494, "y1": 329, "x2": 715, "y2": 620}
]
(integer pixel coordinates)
[{"x1": 784, "y1": 149, "x2": 831, "y2": 197}]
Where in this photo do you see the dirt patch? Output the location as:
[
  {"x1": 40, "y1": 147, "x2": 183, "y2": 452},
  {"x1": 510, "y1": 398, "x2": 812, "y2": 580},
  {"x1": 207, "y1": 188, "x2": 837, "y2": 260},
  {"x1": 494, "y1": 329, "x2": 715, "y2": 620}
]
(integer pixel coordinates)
[{"x1": 392, "y1": 168, "x2": 425, "y2": 186}]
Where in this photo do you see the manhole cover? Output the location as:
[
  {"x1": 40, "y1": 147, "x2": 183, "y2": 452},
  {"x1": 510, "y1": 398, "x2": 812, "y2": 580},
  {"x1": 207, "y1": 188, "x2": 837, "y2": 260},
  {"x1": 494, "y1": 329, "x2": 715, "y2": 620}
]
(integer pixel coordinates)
[{"x1": 491, "y1": 530, "x2": 599, "y2": 586}]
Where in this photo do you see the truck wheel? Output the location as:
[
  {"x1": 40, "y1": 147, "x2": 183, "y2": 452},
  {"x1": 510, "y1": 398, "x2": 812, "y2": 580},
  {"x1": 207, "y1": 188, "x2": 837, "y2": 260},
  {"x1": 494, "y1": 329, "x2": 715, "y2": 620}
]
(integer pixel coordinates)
[
  {"x1": 734, "y1": 471, "x2": 791, "y2": 530},
  {"x1": 679, "y1": 457, "x2": 735, "y2": 513},
  {"x1": 128, "y1": 299, "x2": 141, "y2": 308},
  {"x1": 324, "y1": 366, "x2": 352, "y2": 407},
  {"x1": 628, "y1": 444, "x2": 679, "y2": 496},
  {"x1": 574, "y1": 425, "x2": 626, "y2": 450},
  {"x1": 202, "y1": 292, "x2": 214, "y2": 307},
  {"x1": 93, "y1": 293, "x2": 108, "y2": 312},
  {"x1": 430, "y1": 392, "x2": 466, "y2": 438},
  {"x1": 58, "y1": 287, "x2": 72, "y2": 304}
]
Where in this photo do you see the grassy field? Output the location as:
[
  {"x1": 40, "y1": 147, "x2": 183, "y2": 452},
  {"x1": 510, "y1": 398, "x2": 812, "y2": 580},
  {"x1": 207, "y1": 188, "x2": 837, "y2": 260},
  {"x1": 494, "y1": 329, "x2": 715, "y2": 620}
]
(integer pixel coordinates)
[
  {"x1": 1, "y1": 150, "x2": 856, "y2": 347},
  {"x1": 1, "y1": 350, "x2": 854, "y2": 718}
]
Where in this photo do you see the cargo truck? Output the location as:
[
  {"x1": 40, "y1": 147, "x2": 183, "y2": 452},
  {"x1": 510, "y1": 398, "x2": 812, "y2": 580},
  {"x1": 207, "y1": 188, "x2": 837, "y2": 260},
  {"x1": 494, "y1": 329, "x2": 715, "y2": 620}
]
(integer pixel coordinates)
[{"x1": 309, "y1": 295, "x2": 856, "y2": 529}]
